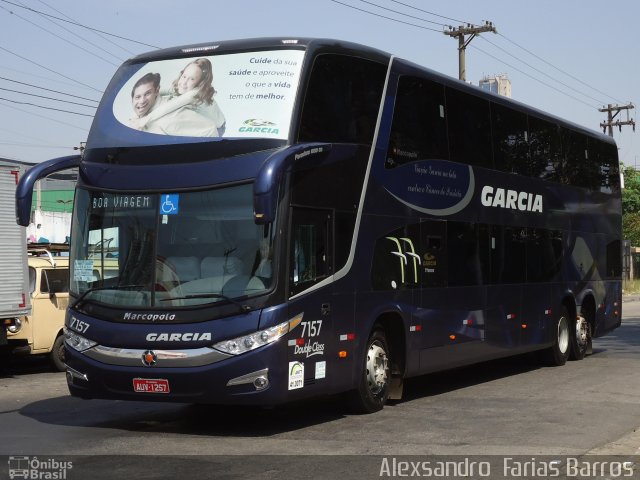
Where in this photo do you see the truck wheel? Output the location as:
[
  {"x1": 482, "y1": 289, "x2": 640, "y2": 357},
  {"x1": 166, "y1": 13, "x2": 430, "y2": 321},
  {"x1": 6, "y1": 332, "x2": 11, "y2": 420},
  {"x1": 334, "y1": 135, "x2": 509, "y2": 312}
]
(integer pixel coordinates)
[
  {"x1": 541, "y1": 307, "x2": 570, "y2": 366},
  {"x1": 349, "y1": 327, "x2": 390, "y2": 413},
  {"x1": 570, "y1": 315, "x2": 590, "y2": 361},
  {"x1": 50, "y1": 335, "x2": 66, "y2": 372}
]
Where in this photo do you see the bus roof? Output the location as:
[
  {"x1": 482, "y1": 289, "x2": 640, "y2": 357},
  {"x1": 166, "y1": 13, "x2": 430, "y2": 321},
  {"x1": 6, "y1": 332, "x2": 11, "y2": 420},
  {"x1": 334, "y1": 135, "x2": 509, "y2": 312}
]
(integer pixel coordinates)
[{"x1": 127, "y1": 37, "x2": 391, "y2": 65}]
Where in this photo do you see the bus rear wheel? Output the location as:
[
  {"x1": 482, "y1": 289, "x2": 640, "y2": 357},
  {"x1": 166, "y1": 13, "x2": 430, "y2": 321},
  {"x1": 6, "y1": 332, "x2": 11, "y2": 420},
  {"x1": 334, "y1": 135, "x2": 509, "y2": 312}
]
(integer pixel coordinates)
[
  {"x1": 349, "y1": 327, "x2": 391, "y2": 413},
  {"x1": 570, "y1": 315, "x2": 590, "y2": 361},
  {"x1": 541, "y1": 307, "x2": 570, "y2": 366}
]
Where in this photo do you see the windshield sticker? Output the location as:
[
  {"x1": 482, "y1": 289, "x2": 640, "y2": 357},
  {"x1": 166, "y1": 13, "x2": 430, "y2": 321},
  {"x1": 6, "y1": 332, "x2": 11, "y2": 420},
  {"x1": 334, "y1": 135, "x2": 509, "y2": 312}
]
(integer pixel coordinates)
[
  {"x1": 160, "y1": 194, "x2": 179, "y2": 215},
  {"x1": 112, "y1": 49, "x2": 305, "y2": 140},
  {"x1": 74, "y1": 260, "x2": 94, "y2": 282}
]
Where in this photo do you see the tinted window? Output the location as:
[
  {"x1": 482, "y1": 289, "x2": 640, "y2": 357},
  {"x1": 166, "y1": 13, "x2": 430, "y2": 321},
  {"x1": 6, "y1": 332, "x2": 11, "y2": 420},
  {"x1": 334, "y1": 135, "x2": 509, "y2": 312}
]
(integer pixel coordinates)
[
  {"x1": 386, "y1": 76, "x2": 448, "y2": 168},
  {"x1": 491, "y1": 103, "x2": 529, "y2": 174},
  {"x1": 527, "y1": 229, "x2": 563, "y2": 282},
  {"x1": 592, "y1": 139, "x2": 621, "y2": 194},
  {"x1": 290, "y1": 207, "x2": 332, "y2": 295},
  {"x1": 298, "y1": 54, "x2": 386, "y2": 144},
  {"x1": 491, "y1": 226, "x2": 526, "y2": 284},
  {"x1": 371, "y1": 223, "x2": 421, "y2": 290},
  {"x1": 446, "y1": 88, "x2": 493, "y2": 169},
  {"x1": 447, "y1": 222, "x2": 489, "y2": 286},
  {"x1": 562, "y1": 128, "x2": 598, "y2": 189},
  {"x1": 528, "y1": 116, "x2": 563, "y2": 181}
]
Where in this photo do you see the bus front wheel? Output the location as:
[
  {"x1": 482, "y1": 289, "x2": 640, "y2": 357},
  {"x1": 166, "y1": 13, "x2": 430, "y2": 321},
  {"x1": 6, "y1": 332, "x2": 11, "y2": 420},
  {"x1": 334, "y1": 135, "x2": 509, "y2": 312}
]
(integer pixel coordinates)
[
  {"x1": 541, "y1": 307, "x2": 570, "y2": 366},
  {"x1": 349, "y1": 327, "x2": 391, "y2": 413}
]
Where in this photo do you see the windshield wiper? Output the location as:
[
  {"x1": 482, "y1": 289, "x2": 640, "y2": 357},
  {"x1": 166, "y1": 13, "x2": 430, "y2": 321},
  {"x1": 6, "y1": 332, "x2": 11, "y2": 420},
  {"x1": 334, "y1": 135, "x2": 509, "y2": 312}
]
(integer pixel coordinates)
[
  {"x1": 71, "y1": 284, "x2": 146, "y2": 310},
  {"x1": 160, "y1": 293, "x2": 251, "y2": 313}
]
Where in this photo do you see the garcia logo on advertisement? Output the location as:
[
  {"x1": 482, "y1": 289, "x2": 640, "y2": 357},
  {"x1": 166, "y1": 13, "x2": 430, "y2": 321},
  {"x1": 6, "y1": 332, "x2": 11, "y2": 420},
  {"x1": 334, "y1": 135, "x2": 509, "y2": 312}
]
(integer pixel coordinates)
[
  {"x1": 239, "y1": 118, "x2": 279, "y2": 134},
  {"x1": 480, "y1": 185, "x2": 543, "y2": 212}
]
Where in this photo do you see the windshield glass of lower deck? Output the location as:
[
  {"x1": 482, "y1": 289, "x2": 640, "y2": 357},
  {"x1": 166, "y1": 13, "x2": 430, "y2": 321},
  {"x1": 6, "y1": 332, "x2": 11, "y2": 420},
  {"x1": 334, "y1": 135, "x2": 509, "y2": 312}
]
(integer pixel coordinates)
[{"x1": 70, "y1": 185, "x2": 274, "y2": 308}]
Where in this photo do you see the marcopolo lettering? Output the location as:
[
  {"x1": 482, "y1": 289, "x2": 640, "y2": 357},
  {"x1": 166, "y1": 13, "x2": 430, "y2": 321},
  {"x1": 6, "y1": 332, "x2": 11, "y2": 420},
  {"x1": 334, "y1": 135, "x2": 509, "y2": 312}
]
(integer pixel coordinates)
[
  {"x1": 146, "y1": 332, "x2": 212, "y2": 342},
  {"x1": 480, "y1": 185, "x2": 543, "y2": 212},
  {"x1": 124, "y1": 312, "x2": 176, "y2": 322}
]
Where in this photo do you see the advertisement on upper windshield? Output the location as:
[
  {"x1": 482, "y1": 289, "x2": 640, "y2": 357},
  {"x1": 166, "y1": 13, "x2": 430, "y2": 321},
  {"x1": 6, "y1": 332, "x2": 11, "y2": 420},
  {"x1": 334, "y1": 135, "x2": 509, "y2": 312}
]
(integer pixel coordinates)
[{"x1": 111, "y1": 49, "x2": 305, "y2": 141}]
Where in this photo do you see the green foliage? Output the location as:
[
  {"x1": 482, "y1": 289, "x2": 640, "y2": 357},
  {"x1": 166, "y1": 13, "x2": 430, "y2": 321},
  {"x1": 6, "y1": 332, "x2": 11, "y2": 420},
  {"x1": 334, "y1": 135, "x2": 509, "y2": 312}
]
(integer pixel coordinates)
[
  {"x1": 623, "y1": 212, "x2": 640, "y2": 246},
  {"x1": 622, "y1": 164, "x2": 640, "y2": 245},
  {"x1": 622, "y1": 164, "x2": 640, "y2": 215}
]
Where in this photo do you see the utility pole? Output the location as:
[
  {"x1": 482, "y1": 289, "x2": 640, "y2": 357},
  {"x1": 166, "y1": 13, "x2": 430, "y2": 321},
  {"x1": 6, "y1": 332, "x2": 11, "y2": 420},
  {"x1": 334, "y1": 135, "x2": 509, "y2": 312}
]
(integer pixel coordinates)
[
  {"x1": 444, "y1": 21, "x2": 497, "y2": 82},
  {"x1": 599, "y1": 103, "x2": 635, "y2": 137}
]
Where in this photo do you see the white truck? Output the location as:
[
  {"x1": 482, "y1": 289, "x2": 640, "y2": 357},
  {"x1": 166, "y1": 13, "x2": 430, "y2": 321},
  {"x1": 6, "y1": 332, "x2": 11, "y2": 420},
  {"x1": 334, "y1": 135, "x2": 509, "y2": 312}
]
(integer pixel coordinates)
[{"x1": 0, "y1": 165, "x2": 31, "y2": 352}]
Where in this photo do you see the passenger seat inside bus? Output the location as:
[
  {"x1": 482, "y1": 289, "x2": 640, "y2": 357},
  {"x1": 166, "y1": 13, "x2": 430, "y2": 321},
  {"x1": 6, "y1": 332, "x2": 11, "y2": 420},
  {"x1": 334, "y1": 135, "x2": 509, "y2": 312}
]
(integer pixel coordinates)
[{"x1": 165, "y1": 256, "x2": 200, "y2": 282}]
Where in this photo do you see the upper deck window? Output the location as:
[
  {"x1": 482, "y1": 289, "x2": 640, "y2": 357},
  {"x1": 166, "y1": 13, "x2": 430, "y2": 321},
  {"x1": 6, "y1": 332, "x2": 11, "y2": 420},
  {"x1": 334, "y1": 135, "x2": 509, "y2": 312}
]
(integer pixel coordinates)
[{"x1": 89, "y1": 49, "x2": 305, "y2": 149}]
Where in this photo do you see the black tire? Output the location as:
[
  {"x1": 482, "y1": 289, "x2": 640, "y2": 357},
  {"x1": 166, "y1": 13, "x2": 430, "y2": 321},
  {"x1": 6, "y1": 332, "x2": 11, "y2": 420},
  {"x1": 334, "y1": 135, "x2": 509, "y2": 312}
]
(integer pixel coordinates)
[
  {"x1": 570, "y1": 315, "x2": 590, "y2": 361},
  {"x1": 540, "y1": 307, "x2": 571, "y2": 366},
  {"x1": 50, "y1": 334, "x2": 66, "y2": 372},
  {"x1": 348, "y1": 327, "x2": 391, "y2": 414}
]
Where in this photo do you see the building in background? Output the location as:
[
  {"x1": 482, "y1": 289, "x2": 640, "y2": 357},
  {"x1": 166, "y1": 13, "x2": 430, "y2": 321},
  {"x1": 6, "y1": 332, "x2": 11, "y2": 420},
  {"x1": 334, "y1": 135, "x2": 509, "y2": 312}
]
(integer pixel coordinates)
[
  {"x1": 0, "y1": 158, "x2": 77, "y2": 244},
  {"x1": 479, "y1": 74, "x2": 512, "y2": 98}
]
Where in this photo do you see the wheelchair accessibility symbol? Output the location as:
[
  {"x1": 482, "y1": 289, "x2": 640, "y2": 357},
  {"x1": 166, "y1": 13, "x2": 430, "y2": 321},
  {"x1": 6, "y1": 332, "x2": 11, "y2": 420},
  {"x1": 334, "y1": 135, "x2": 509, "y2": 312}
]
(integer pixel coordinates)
[{"x1": 160, "y1": 194, "x2": 179, "y2": 215}]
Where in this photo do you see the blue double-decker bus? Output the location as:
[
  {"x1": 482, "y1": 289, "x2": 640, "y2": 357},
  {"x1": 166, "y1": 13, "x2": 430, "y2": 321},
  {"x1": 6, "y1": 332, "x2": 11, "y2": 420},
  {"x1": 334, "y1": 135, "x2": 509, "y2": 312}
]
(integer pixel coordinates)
[{"x1": 17, "y1": 38, "x2": 622, "y2": 413}]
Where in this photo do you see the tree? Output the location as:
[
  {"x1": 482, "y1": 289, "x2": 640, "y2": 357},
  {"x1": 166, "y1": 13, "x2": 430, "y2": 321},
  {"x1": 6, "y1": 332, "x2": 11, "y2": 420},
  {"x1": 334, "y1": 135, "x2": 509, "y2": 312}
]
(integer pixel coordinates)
[{"x1": 622, "y1": 164, "x2": 640, "y2": 245}]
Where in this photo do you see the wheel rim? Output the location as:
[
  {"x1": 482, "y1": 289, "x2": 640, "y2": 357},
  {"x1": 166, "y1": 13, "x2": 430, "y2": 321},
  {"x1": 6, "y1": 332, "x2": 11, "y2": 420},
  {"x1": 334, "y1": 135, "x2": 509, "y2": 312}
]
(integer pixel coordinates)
[
  {"x1": 575, "y1": 316, "x2": 589, "y2": 347},
  {"x1": 57, "y1": 339, "x2": 65, "y2": 365},
  {"x1": 366, "y1": 341, "x2": 389, "y2": 395},
  {"x1": 558, "y1": 316, "x2": 569, "y2": 354}
]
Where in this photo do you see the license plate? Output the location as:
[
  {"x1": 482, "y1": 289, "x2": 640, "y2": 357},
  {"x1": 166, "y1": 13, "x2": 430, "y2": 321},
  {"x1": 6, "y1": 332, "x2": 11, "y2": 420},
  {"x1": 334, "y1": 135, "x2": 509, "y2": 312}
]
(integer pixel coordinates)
[{"x1": 133, "y1": 378, "x2": 170, "y2": 394}]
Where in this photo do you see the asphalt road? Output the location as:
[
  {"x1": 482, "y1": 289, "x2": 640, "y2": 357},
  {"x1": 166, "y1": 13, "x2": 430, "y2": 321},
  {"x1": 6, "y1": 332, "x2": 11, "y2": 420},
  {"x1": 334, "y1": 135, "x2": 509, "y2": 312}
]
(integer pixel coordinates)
[{"x1": 2, "y1": 301, "x2": 640, "y2": 479}]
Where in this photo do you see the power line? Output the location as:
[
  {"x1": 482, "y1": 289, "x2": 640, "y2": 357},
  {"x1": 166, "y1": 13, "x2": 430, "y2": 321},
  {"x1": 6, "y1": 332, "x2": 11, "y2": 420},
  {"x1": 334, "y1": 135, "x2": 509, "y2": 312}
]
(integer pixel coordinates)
[
  {"x1": 497, "y1": 32, "x2": 625, "y2": 105},
  {"x1": 0, "y1": 86, "x2": 97, "y2": 109},
  {"x1": 0, "y1": 45, "x2": 101, "y2": 93},
  {"x1": 0, "y1": 141, "x2": 74, "y2": 149},
  {"x1": 478, "y1": 35, "x2": 605, "y2": 106},
  {"x1": 0, "y1": 76, "x2": 99, "y2": 103},
  {"x1": 355, "y1": 0, "x2": 448, "y2": 27},
  {"x1": 470, "y1": 44, "x2": 598, "y2": 109},
  {"x1": 0, "y1": 3, "x2": 120, "y2": 66},
  {"x1": 0, "y1": 0, "x2": 161, "y2": 49},
  {"x1": 0, "y1": 64, "x2": 100, "y2": 94},
  {"x1": 0, "y1": 96, "x2": 93, "y2": 116},
  {"x1": 387, "y1": 0, "x2": 470, "y2": 25},
  {"x1": 36, "y1": 0, "x2": 136, "y2": 56},
  {"x1": 0, "y1": 100, "x2": 89, "y2": 131},
  {"x1": 328, "y1": 0, "x2": 442, "y2": 32}
]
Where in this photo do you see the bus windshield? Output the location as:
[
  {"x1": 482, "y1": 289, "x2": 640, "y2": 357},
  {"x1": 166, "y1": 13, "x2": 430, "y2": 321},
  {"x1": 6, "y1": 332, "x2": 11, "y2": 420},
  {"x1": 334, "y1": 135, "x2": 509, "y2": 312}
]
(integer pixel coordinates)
[
  {"x1": 88, "y1": 48, "x2": 305, "y2": 149},
  {"x1": 70, "y1": 184, "x2": 275, "y2": 308}
]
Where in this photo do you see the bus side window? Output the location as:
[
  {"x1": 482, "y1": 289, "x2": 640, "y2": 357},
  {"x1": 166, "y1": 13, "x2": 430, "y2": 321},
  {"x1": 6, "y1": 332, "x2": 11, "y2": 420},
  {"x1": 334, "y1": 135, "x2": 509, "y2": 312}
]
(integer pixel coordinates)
[
  {"x1": 528, "y1": 116, "x2": 562, "y2": 182},
  {"x1": 386, "y1": 76, "x2": 448, "y2": 168},
  {"x1": 290, "y1": 207, "x2": 333, "y2": 296},
  {"x1": 491, "y1": 103, "x2": 529, "y2": 175},
  {"x1": 446, "y1": 87, "x2": 493, "y2": 170},
  {"x1": 298, "y1": 54, "x2": 386, "y2": 145}
]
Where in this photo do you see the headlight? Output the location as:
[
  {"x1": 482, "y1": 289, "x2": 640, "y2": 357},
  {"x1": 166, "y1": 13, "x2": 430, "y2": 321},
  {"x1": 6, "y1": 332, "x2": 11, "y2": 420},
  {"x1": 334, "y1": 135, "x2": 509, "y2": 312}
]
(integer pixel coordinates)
[
  {"x1": 7, "y1": 318, "x2": 22, "y2": 334},
  {"x1": 64, "y1": 327, "x2": 97, "y2": 352},
  {"x1": 213, "y1": 314, "x2": 302, "y2": 355}
]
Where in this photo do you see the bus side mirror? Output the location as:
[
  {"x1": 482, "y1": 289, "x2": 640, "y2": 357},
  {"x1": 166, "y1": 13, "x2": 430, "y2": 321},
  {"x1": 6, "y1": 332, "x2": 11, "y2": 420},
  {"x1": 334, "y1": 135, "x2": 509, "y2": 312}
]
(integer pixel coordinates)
[
  {"x1": 16, "y1": 155, "x2": 81, "y2": 226},
  {"x1": 253, "y1": 143, "x2": 330, "y2": 225}
]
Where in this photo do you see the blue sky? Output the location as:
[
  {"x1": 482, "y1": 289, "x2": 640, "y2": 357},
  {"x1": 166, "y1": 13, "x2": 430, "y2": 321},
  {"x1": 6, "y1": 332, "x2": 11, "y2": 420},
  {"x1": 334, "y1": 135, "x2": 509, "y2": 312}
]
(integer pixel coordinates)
[{"x1": 0, "y1": 0, "x2": 637, "y2": 166}]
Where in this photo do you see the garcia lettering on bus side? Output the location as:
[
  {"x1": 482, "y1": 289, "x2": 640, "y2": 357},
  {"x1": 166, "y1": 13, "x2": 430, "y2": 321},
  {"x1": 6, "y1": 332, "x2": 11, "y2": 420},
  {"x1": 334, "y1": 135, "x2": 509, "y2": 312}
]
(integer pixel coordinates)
[{"x1": 480, "y1": 185, "x2": 543, "y2": 213}]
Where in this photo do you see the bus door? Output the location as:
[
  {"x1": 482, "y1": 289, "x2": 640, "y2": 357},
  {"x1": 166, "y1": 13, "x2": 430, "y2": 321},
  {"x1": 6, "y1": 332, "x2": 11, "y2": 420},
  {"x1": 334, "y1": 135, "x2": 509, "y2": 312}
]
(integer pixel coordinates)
[{"x1": 286, "y1": 207, "x2": 335, "y2": 391}]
